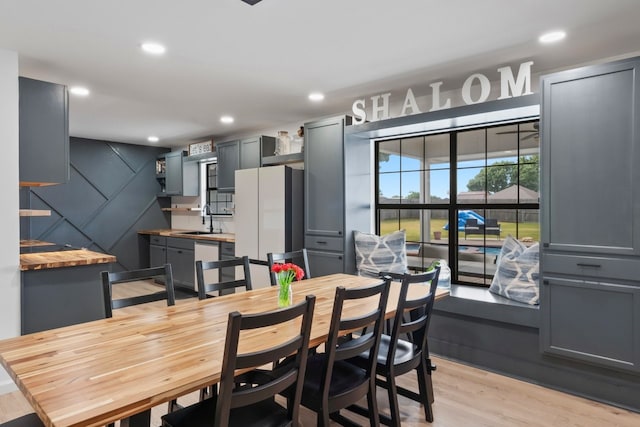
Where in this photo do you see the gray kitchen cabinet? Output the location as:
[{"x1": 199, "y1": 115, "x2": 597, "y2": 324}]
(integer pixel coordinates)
[
  {"x1": 19, "y1": 77, "x2": 69, "y2": 185},
  {"x1": 220, "y1": 241, "x2": 235, "y2": 285},
  {"x1": 166, "y1": 237, "x2": 195, "y2": 289},
  {"x1": 540, "y1": 57, "x2": 640, "y2": 372},
  {"x1": 540, "y1": 276, "x2": 640, "y2": 372},
  {"x1": 240, "y1": 137, "x2": 261, "y2": 170},
  {"x1": 217, "y1": 136, "x2": 276, "y2": 192},
  {"x1": 306, "y1": 249, "x2": 344, "y2": 277},
  {"x1": 161, "y1": 151, "x2": 198, "y2": 196},
  {"x1": 239, "y1": 135, "x2": 277, "y2": 169},
  {"x1": 149, "y1": 236, "x2": 195, "y2": 290},
  {"x1": 149, "y1": 236, "x2": 167, "y2": 268},
  {"x1": 216, "y1": 140, "x2": 239, "y2": 193},
  {"x1": 304, "y1": 115, "x2": 370, "y2": 276}
]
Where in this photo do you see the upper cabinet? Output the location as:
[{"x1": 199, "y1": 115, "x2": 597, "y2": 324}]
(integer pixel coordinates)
[
  {"x1": 216, "y1": 136, "x2": 276, "y2": 193},
  {"x1": 156, "y1": 151, "x2": 198, "y2": 197},
  {"x1": 216, "y1": 140, "x2": 239, "y2": 193},
  {"x1": 541, "y1": 58, "x2": 640, "y2": 257},
  {"x1": 19, "y1": 77, "x2": 69, "y2": 186}
]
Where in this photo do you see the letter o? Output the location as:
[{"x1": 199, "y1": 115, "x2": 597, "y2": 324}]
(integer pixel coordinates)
[{"x1": 462, "y1": 73, "x2": 491, "y2": 105}]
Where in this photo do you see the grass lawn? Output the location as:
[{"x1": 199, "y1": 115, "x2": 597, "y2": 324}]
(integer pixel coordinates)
[{"x1": 380, "y1": 218, "x2": 539, "y2": 242}]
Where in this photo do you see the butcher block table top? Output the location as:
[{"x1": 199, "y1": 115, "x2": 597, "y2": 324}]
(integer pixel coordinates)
[
  {"x1": 20, "y1": 249, "x2": 116, "y2": 271},
  {"x1": 0, "y1": 273, "x2": 448, "y2": 427},
  {"x1": 138, "y1": 228, "x2": 235, "y2": 243}
]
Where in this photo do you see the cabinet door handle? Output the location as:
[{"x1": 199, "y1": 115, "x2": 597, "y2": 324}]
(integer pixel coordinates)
[
  {"x1": 316, "y1": 241, "x2": 327, "y2": 245},
  {"x1": 177, "y1": 250, "x2": 183, "y2": 254},
  {"x1": 543, "y1": 280, "x2": 550, "y2": 285},
  {"x1": 576, "y1": 263, "x2": 601, "y2": 268}
]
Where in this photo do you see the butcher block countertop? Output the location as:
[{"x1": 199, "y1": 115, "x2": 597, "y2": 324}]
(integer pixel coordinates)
[
  {"x1": 20, "y1": 241, "x2": 116, "y2": 271},
  {"x1": 138, "y1": 229, "x2": 235, "y2": 243}
]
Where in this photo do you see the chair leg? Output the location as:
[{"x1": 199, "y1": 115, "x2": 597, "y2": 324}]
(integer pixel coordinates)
[
  {"x1": 426, "y1": 357, "x2": 436, "y2": 404},
  {"x1": 367, "y1": 381, "x2": 381, "y2": 427},
  {"x1": 167, "y1": 398, "x2": 179, "y2": 413},
  {"x1": 317, "y1": 410, "x2": 329, "y2": 427},
  {"x1": 385, "y1": 374, "x2": 401, "y2": 427},
  {"x1": 416, "y1": 361, "x2": 434, "y2": 422}
]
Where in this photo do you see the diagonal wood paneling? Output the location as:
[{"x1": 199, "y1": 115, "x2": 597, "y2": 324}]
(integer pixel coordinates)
[{"x1": 23, "y1": 137, "x2": 170, "y2": 271}]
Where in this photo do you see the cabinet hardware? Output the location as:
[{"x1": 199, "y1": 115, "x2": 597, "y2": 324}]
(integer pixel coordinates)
[
  {"x1": 576, "y1": 263, "x2": 601, "y2": 268},
  {"x1": 316, "y1": 241, "x2": 327, "y2": 245},
  {"x1": 543, "y1": 280, "x2": 549, "y2": 285}
]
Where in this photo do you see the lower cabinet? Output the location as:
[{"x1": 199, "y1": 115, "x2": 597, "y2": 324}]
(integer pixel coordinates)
[
  {"x1": 307, "y1": 249, "x2": 344, "y2": 278},
  {"x1": 149, "y1": 236, "x2": 167, "y2": 268},
  {"x1": 149, "y1": 236, "x2": 195, "y2": 290},
  {"x1": 149, "y1": 236, "x2": 234, "y2": 293},
  {"x1": 541, "y1": 276, "x2": 640, "y2": 373},
  {"x1": 166, "y1": 237, "x2": 195, "y2": 289},
  {"x1": 220, "y1": 242, "x2": 235, "y2": 294}
]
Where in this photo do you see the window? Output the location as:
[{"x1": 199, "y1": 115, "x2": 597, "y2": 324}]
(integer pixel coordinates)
[
  {"x1": 375, "y1": 120, "x2": 539, "y2": 286},
  {"x1": 200, "y1": 162, "x2": 233, "y2": 216}
]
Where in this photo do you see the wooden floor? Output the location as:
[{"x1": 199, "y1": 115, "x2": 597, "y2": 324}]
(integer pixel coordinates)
[
  {"x1": 2, "y1": 281, "x2": 639, "y2": 426},
  {"x1": 2, "y1": 355, "x2": 639, "y2": 426}
]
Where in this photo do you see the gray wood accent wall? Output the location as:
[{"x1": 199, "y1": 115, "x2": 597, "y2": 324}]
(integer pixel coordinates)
[{"x1": 21, "y1": 137, "x2": 170, "y2": 271}]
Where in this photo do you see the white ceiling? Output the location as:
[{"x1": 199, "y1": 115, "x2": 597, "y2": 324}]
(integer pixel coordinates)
[{"x1": 1, "y1": 0, "x2": 639, "y2": 148}]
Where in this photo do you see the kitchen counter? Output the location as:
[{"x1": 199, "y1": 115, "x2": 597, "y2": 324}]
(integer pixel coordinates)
[
  {"x1": 138, "y1": 228, "x2": 235, "y2": 243},
  {"x1": 20, "y1": 249, "x2": 117, "y2": 271},
  {"x1": 19, "y1": 240, "x2": 117, "y2": 334},
  {"x1": 19, "y1": 240, "x2": 116, "y2": 271}
]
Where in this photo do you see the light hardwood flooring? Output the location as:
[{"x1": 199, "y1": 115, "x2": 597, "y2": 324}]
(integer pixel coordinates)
[{"x1": 1, "y1": 281, "x2": 639, "y2": 426}]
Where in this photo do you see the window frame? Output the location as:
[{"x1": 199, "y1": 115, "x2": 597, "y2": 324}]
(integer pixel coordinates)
[{"x1": 374, "y1": 119, "x2": 540, "y2": 287}]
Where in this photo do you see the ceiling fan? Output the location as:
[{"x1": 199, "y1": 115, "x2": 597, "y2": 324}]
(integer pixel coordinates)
[
  {"x1": 496, "y1": 122, "x2": 539, "y2": 140},
  {"x1": 241, "y1": 0, "x2": 263, "y2": 4}
]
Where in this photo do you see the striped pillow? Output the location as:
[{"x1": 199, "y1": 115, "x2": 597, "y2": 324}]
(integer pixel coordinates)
[
  {"x1": 489, "y1": 235, "x2": 540, "y2": 305},
  {"x1": 354, "y1": 230, "x2": 407, "y2": 278}
]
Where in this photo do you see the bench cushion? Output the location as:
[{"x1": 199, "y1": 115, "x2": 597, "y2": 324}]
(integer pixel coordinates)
[
  {"x1": 489, "y1": 235, "x2": 540, "y2": 305},
  {"x1": 354, "y1": 230, "x2": 407, "y2": 278}
]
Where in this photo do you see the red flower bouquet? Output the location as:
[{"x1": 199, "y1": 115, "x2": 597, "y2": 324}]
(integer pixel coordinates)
[{"x1": 271, "y1": 263, "x2": 305, "y2": 307}]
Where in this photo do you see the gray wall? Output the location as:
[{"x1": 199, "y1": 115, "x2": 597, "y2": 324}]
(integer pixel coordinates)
[{"x1": 21, "y1": 137, "x2": 171, "y2": 271}]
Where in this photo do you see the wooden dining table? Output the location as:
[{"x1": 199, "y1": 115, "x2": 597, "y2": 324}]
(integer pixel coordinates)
[{"x1": 0, "y1": 273, "x2": 448, "y2": 427}]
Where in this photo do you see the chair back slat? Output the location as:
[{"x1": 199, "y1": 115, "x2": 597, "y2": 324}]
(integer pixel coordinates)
[
  {"x1": 101, "y1": 264, "x2": 176, "y2": 318},
  {"x1": 196, "y1": 256, "x2": 252, "y2": 300}
]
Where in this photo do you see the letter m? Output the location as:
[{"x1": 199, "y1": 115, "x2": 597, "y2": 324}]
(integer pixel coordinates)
[{"x1": 497, "y1": 61, "x2": 533, "y2": 99}]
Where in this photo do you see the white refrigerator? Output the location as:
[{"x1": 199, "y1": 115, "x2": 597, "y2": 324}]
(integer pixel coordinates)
[{"x1": 234, "y1": 165, "x2": 304, "y2": 288}]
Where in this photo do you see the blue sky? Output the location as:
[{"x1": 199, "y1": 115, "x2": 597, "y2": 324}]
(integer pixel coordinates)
[{"x1": 379, "y1": 154, "x2": 486, "y2": 199}]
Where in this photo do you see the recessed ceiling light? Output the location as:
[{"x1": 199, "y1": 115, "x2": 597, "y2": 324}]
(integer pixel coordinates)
[
  {"x1": 308, "y1": 92, "x2": 325, "y2": 102},
  {"x1": 141, "y1": 42, "x2": 166, "y2": 55},
  {"x1": 147, "y1": 136, "x2": 159, "y2": 143},
  {"x1": 69, "y1": 86, "x2": 90, "y2": 96},
  {"x1": 539, "y1": 31, "x2": 566, "y2": 44},
  {"x1": 220, "y1": 116, "x2": 234, "y2": 124}
]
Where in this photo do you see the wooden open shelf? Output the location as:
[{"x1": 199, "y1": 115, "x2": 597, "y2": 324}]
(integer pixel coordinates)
[{"x1": 19, "y1": 209, "x2": 51, "y2": 217}]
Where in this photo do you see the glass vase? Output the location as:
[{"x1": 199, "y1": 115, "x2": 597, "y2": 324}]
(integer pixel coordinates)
[{"x1": 278, "y1": 282, "x2": 293, "y2": 307}]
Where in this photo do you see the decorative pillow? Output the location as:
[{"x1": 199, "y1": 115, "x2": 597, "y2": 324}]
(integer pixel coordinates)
[
  {"x1": 354, "y1": 230, "x2": 407, "y2": 278},
  {"x1": 489, "y1": 235, "x2": 540, "y2": 305}
]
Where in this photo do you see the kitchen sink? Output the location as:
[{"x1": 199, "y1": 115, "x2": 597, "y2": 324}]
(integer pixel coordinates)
[{"x1": 177, "y1": 231, "x2": 222, "y2": 235}]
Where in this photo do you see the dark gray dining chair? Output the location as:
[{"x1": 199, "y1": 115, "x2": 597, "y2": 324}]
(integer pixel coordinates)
[
  {"x1": 349, "y1": 268, "x2": 441, "y2": 425},
  {"x1": 196, "y1": 256, "x2": 252, "y2": 300},
  {"x1": 287, "y1": 278, "x2": 390, "y2": 426},
  {"x1": 101, "y1": 263, "x2": 179, "y2": 414},
  {"x1": 161, "y1": 296, "x2": 316, "y2": 427}
]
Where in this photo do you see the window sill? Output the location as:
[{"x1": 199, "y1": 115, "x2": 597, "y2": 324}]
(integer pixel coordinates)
[{"x1": 434, "y1": 284, "x2": 539, "y2": 328}]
